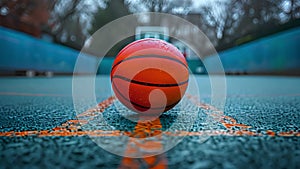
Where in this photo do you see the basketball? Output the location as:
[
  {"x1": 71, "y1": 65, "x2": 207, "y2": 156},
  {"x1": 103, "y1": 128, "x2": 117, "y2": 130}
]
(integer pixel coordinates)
[{"x1": 111, "y1": 38, "x2": 189, "y2": 116}]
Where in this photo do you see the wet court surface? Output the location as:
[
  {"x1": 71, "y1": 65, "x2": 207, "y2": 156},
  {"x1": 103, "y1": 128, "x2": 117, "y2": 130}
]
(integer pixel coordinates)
[{"x1": 0, "y1": 75, "x2": 300, "y2": 169}]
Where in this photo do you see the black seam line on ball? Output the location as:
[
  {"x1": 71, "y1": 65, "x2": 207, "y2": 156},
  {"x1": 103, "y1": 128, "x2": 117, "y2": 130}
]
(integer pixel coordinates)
[
  {"x1": 112, "y1": 75, "x2": 188, "y2": 87},
  {"x1": 111, "y1": 55, "x2": 188, "y2": 72},
  {"x1": 112, "y1": 81, "x2": 181, "y2": 110}
]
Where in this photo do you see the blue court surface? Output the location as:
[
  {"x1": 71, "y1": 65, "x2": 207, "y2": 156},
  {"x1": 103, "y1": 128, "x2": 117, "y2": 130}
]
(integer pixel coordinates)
[{"x1": 0, "y1": 75, "x2": 299, "y2": 169}]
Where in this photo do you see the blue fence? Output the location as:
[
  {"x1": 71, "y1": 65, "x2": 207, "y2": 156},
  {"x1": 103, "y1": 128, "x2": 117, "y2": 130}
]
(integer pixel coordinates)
[{"x1": 204, "y1": 27, "x2": 300, "y2": 74}]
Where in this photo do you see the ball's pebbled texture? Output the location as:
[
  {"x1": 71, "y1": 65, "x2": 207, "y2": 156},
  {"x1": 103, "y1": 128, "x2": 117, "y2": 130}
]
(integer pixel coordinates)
[{"x1": 111, "y1": 38, "x2": 189, "y2": 116}]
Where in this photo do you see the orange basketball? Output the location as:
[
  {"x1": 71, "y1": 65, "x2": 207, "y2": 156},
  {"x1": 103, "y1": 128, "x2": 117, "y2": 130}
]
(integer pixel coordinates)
[{"x1": 111, "y1": 38, "x2": 189, "y2": 116}]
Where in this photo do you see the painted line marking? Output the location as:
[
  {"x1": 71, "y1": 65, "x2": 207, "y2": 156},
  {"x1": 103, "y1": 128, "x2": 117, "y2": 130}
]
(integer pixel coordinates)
[
  {"x1": 119, "y1": 118, "x2": 167, "y2": 169},
  {"x1": 1, "y1": 94, "x2": 298, "y2": 169},
  {"x1": 0, "y1": 95, "x2": 299, "y2": 137}
]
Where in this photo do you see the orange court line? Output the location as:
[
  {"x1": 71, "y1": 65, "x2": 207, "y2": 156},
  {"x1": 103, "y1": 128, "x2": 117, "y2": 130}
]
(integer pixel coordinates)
[
  {"x1": 1, "y1": 129, "x2": 299, "y2": 137},
  {"x1": 0, "y1": 95, "x2": 299, "y2": 137},
  {"x1": 186, "y1": 94, "x2": 253, "y2": 130},
  {"x1": 118, "y1": 118, "x2": 167, "y2": 169}
]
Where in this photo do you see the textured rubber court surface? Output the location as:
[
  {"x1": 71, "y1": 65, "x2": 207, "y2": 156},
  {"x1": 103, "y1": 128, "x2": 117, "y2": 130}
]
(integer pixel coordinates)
[{"x1": 0, "y1": 75, "x2": 300, "y2": 169}]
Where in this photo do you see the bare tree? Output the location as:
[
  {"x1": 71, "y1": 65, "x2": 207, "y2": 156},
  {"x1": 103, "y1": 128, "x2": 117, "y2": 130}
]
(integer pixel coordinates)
[
  {"x1": 49, "y1": 0, "x2": 108, "y2": 48},
  {"x1": 199, "y1": 0, "x2": 243, "y2": 46},
  {"x1": 278, "y1": 0, "x2": 300, "y2": 21},
  {"x1": 198, "y1": 0, "x2": 300, "y2": 49},
  {"x1": 125, "y1": 0, "x2": 193, "y2": 14}
]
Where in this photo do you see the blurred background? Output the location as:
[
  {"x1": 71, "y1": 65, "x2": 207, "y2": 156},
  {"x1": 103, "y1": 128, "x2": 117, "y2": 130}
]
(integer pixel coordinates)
[{"x1": 0, "y1": 0, "x2": 299, "y2": 76}]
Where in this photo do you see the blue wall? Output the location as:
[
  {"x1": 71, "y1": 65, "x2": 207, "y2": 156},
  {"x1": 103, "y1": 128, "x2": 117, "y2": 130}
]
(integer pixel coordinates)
[
  {"x1": 1, "y1": 26, "x2": 299, "y2": 75},
  {"x1": 0, "y1": 27, "x2": 97, "y2": 74},
  {"x1": 204, "y1": 27, "x2": 300, "y2": 74}
]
